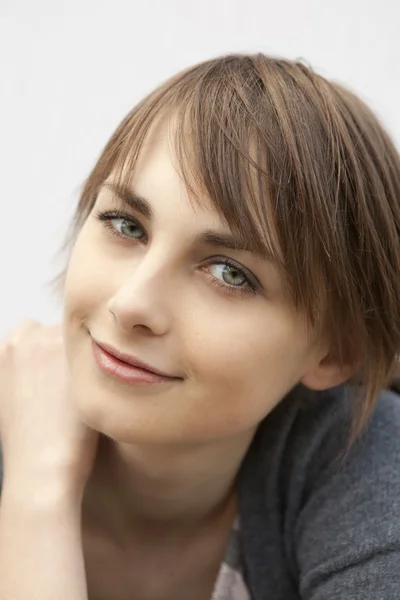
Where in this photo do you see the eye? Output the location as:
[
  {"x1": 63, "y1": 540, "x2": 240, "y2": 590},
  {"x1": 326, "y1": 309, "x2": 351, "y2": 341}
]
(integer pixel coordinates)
[
  {"x1": 111, "y1": 217, "x2": 144, "y2": 239},
  {"x1": 205, "y1": 258, "x2": 258, "y2": 296},
  {"x1": 95, "y1": 210, "x2": 146, "y2": 240},
  {"x1": 210, "y1": 263, "x2": 248, "y2": 287}
]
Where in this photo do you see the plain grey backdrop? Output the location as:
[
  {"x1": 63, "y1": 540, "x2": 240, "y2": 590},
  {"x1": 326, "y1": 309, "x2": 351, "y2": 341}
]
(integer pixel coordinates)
[{"x1": 1, "y1": 0, "x2": 399, "y2": 337}]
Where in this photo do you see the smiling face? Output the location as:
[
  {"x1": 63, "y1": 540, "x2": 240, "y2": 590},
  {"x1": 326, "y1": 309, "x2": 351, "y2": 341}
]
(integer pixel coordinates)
[{"x1": 62, "y1": 121, "x2": 338, "y2": 446}]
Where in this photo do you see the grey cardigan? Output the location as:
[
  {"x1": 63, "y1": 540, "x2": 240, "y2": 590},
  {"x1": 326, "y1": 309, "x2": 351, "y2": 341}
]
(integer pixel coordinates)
[
  {"x1": 238, "y1": 384, "x2": 400, "y2": 599},
  {"x1": 1, "y1": 384, "x2": 399, "y2": 598}
]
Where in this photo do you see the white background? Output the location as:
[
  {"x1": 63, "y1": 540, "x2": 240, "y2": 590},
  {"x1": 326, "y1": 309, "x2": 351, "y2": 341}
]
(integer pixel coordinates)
[{"x1": 1, "y1": 0, "x2": 399, "y2": 337}]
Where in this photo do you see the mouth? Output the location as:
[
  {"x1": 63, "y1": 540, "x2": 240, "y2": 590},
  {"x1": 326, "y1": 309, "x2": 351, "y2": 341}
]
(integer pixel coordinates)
[{"x1": 91, "y1": 338, "x2": 182, "y2": 386}]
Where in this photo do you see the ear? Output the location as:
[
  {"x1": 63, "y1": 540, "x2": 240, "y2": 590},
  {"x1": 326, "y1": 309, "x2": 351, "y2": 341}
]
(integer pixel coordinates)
[{"x1": 300, "y1": 353, "x2": 358, "y2": 391}]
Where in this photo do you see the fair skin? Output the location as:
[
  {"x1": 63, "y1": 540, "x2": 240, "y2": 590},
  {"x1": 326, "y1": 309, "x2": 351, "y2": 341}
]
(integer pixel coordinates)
[{"x1": 0, "y1": 121, "x2": 350, "y2": 600}]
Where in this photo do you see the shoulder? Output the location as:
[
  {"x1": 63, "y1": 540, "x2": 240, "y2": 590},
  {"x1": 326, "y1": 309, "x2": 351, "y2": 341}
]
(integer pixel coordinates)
[
  {"x1": 240, "y1": 385, "x2": 400, "y2": 598},
  {"x1": 295, "y1": 387, "x2": 400, "y2": 597},
  {"x1": 249, "y1": 383, "x2": 400, "y2": 485}
]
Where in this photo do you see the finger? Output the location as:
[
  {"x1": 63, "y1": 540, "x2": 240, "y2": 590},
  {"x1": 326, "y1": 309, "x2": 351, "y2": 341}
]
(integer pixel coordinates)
[{"x1": 1, "y1": 319, "x2": 41, "y2": 346}]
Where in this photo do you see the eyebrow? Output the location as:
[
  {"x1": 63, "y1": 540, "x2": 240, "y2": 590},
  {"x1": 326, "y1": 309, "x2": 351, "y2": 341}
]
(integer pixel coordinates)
[
  {"x1": 102, "y1": 181, "x2": 272, "y2": 259},
  {"x1": 104, "y1": 182, "x2": 152, "y2": 220}
]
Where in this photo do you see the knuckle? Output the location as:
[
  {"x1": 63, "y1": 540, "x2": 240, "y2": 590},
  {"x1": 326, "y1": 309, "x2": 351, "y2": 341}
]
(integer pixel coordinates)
[
  {"x1": 0, "y1": 322, "x2": 63, "y2": 367},
  {"x1": 4, "y1": 319, "x2": 41, "y2": 345},
  {"x1": 0, "y1": 320, "x2": 41, "y2": 358}
]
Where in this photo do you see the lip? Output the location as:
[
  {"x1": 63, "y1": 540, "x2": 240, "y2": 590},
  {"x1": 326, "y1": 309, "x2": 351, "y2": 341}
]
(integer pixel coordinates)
[{"x1": 91, "y1": 339, "x2": 181, "y2": 386}]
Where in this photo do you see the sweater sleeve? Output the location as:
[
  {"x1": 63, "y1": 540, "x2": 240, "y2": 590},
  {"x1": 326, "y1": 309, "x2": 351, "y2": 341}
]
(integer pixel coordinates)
[{"x1": 293, "y1": 389, "x2": 400, "y2": 599}]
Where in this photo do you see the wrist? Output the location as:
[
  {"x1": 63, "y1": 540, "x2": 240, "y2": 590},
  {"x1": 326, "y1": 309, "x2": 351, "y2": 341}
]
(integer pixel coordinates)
[{"x1": 1, "y1": 461, "x2": 84, "y2": 511}]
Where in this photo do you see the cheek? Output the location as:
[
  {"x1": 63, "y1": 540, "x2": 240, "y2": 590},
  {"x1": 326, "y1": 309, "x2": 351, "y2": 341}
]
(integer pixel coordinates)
[
  {"x1": 184, "y1": 304, "x2": 310, "y2": 424},
  {"x1": 63, "y1": 228, "x2": 114, "y2": 320}
]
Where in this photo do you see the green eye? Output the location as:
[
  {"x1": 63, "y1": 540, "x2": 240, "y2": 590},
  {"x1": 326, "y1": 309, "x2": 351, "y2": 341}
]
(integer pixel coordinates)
[
  {"x1": 205, "y1": 258, "x2": 258, "y2": 296},
  {"x1": 210, "y1": 263, "x2": 247, "y2": 287},
  {"x1": 96, "y1": 210, "x2": 147, "y2": 241},
  {"x1": 111, "y1": 218, "x2": 145, "y2": 239}
]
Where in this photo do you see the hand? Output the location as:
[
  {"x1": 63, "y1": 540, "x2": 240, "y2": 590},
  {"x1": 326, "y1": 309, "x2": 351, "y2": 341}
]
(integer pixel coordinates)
[{"x1": 0, "y1": 320, "x2": 99, "y2": 499}]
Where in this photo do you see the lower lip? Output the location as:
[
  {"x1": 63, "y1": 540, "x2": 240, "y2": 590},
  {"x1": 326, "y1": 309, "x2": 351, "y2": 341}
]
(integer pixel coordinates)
[{"x1": 92, "y1": 342, "x2": 178, "y2": 386}]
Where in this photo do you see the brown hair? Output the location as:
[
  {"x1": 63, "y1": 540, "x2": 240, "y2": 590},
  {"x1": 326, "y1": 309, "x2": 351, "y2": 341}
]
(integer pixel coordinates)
[{"x1": 59, "y1": 53, "x2": 400, "y2": 442}]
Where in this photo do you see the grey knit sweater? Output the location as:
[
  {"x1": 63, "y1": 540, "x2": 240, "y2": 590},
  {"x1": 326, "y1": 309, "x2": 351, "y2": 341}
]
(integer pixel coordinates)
[{"x1": 238, "y1": 384, "x2": 400, "y2": 599}]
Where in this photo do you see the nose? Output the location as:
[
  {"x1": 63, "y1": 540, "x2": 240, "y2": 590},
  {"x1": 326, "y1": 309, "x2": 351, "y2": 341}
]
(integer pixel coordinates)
[{"x1": 107, "y1": 253, "x2": 173, "y2": 336}]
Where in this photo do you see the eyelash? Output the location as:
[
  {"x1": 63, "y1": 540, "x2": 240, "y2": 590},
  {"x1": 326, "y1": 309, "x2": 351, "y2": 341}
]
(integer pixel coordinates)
[{"x1": 94, "y1": 209, "x2": 259, "y2": 297}]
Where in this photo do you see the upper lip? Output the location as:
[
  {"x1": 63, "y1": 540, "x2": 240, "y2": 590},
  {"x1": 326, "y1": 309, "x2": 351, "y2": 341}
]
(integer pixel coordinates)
[{"x1": 93, "y1": 338, "x2": 180, "y2": 379}]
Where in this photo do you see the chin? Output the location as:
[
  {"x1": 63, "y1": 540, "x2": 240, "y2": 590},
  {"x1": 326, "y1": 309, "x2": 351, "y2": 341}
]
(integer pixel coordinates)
[
  {"x1": 65, "y1": 331, "x2": 169, "y2": 443},
  {"x1": 69, "y1": 370, "x2": 187, "y2": 446}
]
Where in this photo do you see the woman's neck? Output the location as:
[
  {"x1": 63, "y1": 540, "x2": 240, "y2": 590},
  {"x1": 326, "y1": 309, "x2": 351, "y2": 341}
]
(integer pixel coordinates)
[{"x1": 83, "y1": 428, "x2": 255, "y2": 543}]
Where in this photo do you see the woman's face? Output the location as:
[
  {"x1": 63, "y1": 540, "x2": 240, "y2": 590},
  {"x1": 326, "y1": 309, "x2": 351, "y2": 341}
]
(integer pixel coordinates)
[{"x1": 63, "y1": 124, "x2": 333, "y2": 445}]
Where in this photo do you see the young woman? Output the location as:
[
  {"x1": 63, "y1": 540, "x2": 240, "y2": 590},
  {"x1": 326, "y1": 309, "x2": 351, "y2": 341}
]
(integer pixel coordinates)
[{"x1": 0, "y1": 53, "x2": 399, "y2": 600}]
